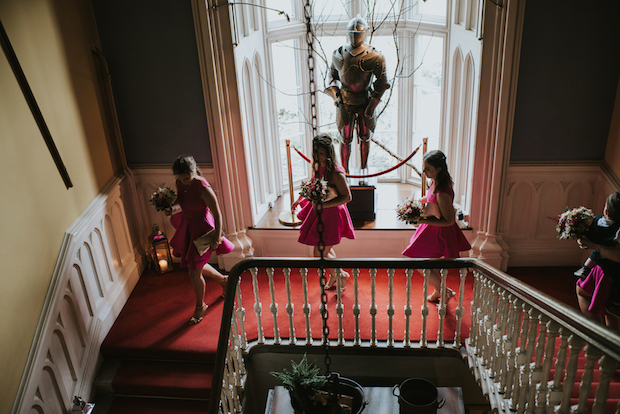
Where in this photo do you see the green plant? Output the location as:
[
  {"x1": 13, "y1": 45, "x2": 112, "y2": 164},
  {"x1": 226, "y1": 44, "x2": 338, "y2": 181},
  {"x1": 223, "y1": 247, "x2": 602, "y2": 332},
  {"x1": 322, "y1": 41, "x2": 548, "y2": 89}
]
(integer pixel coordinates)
[{"x1": 270, "y1": 354, "x2": 327, "y2": 412}]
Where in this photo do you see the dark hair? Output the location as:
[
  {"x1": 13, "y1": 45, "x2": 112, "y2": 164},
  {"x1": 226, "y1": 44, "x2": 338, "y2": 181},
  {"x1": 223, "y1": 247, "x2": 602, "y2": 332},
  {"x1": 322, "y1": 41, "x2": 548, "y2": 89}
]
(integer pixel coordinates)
[
  {"x1": 423, "y1": 150, "x2": 452, "y2": 193},
  {"x1": 172, "y1": 155, "x2": 201, "y2": 176},
  {"x1": 606, "y1": 192, "x2": 620, "y2": 222},
  {"x1": 312, "y1": 133, "x2": 337, "y2": 181}
]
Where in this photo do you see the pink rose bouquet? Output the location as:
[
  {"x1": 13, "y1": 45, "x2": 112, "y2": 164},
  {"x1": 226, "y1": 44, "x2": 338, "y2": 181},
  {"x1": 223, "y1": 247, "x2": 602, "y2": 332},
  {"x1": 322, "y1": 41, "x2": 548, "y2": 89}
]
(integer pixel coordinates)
[
  {"x1": 396, "y1": 198, "x2": 423, "y2": 225},
  {"x1": 299, "y1": 178, "x2": 329, "y2": 204}
]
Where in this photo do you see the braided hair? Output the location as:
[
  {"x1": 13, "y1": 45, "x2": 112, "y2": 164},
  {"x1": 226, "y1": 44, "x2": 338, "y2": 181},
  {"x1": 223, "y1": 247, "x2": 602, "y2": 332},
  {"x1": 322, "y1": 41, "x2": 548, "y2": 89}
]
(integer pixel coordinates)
[
  {"x1": 423, "y1": 150, "x2": 452, "y2": 193},
  {"x1": 312, "y1": 133, "x2": 337, "y2": 182}
]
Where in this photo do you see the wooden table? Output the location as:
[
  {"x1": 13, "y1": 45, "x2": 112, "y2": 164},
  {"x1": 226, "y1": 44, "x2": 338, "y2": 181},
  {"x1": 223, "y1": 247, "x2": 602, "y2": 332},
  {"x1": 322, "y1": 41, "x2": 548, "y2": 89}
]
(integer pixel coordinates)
[{"x1": 265, "y1": 385, "x2": 465, "y2": 414}]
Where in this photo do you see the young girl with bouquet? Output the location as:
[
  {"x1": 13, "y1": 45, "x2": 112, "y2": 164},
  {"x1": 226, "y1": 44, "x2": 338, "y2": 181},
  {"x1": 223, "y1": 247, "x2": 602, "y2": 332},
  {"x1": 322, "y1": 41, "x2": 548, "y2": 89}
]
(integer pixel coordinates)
[
  {"x1": 166, "y1": 155, "x2": 234, "y2": 325},
  {"x1": 292, "y1": 134, "x2": 356, "y2": 293},
  {"x1": 402, "y1": 150, "x2": 471, "y2": 303}
]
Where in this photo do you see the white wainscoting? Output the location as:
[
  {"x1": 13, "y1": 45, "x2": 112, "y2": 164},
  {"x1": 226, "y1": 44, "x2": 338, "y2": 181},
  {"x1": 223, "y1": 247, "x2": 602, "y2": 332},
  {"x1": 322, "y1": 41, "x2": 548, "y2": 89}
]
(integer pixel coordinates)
[
  {"x1": 500, "y1": 162, "x2": 618, "y2": 267},
  {"x1": 12, "y1": 173, "x2": 142, "y2": 414}
]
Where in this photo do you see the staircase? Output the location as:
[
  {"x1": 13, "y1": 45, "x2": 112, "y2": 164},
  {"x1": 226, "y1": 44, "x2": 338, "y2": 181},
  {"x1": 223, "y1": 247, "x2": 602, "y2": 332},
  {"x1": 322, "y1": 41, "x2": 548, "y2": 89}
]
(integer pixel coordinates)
[
  {"x1": 92, "y1": 266, "x2": 620, "y2": 414},
  {"x1": 93, "y1": 269, "x2": 224, "y2": 414}
]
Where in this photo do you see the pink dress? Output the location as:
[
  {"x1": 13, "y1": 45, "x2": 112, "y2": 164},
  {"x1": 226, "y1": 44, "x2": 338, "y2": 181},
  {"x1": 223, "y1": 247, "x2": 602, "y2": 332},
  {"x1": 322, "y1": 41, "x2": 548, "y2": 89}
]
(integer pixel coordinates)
[
  {"x1": 576, "y1": 265, "x2": 611, "y2": 316},
  {"x1": 402, "y1": 184, "x2": 471, "y2": 258},
  {"x1": 169, "y1": 176, "x2": 234, "y2": 270},
  {"x1": 297, "y1": 166, "x2": 356, "y2": 246}
]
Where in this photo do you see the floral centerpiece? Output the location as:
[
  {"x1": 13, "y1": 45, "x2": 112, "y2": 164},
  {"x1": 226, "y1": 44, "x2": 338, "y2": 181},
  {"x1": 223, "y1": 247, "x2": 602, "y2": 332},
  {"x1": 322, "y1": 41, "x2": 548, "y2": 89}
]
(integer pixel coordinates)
[
  {"x1": 299, "y1": 178, "x2": 329, "y2": 204},
  {"x1": 149, "y1": 187, "x2": 177, "y2": 212},
  {"x1": 396, "y1": 198, "x2": 423, "y2": 225},
  {"x1": 555, "y1": 206, "x2": 594, "y2": 240}
]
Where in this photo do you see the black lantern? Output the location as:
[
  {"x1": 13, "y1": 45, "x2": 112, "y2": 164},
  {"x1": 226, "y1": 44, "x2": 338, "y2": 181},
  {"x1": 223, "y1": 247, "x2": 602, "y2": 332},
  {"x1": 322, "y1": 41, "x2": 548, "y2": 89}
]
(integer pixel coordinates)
[{"x1": 148, "y1": 224, "x2": 173, "y2": 275}]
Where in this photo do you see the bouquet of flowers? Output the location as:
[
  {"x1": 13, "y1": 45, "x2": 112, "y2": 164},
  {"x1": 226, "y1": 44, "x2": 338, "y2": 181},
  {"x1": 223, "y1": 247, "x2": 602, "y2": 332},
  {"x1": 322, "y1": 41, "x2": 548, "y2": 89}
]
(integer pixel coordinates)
[
  {"x1": 396, "y1": 198, "x2": 423, "y2": 225},
  {"x1": 149, "y1": 187, "x2": 177, "y2": 211},
  {"x1": 299, "y1": 178, "x2": 329, "y2": 204},
  {"x1": 555, "y1": 206, "x2": 594, "y2": 240}
]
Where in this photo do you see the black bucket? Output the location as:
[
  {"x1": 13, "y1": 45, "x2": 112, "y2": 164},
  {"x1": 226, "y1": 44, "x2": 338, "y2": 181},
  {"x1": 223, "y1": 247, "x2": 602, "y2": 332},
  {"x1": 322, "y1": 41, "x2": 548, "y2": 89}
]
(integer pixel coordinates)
[{"x1": 392, "y1": 378, "x2": 444, "y2": 414}]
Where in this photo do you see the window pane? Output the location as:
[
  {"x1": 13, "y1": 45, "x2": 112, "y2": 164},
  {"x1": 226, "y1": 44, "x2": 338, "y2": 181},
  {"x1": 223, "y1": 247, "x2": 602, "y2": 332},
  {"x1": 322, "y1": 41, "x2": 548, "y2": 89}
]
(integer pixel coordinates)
[
  {"x1": 413, "y1": 35, "x2": 443, "y2": 153},
  {"x1": 417, "y1": 0, "x2": 447, "y2": 23},
  {"x1": 367, "y1": 36, "x2": 399, "y2": 180},
  {"x1": 363, "y1": 0, "x2": 405, "y2": 20},
  {"x1": 265, "y1": 0, "x2": 293, "y2": 24},
  {"x1": 272, "y1": 40, "x2": 308, "y2": 186},
  {"x1": 313, "y1": 0, "x2": 347, "y2": 20}
]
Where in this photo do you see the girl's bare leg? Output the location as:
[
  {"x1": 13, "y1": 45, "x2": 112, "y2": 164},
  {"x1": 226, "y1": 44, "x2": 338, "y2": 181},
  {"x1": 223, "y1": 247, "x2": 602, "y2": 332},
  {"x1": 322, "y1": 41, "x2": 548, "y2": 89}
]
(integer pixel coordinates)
[
  {"x1": 426, "y1": 269, "x2": 455, "y2": 303},
  {"x1": 314, "y1": 246, "x2": 349, "y2": 291},
  {"x1": 188, "y1": 268, "x2": 208, "y2": 324},
  {"x1": 201, "y1": 263, "x2": 228, "y2": 296},
  {"x1": 576, "y1": 286, "x2": 604, "y2": 324}
]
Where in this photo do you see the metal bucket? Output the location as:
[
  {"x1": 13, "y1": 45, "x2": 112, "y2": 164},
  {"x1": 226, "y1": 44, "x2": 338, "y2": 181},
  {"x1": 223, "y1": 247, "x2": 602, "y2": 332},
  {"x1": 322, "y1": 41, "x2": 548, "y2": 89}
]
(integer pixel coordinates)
[{"x1": 392, "y1": 378, "x2": 444, "y2": 414}]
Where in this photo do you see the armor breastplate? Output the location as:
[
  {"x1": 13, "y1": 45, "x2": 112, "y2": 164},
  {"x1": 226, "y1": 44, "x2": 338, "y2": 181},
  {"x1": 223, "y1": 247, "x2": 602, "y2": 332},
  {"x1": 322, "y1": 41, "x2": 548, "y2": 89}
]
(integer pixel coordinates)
[{"x1": 331, "y1": 44, "x2": 389, "y2": 106}]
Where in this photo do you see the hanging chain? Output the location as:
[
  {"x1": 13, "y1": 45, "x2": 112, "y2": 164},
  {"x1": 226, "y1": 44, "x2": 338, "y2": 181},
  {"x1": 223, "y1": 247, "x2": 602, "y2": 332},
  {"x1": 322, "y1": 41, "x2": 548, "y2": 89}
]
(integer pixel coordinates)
[{"x1": 304, "y1": 0, "x2": 331, "y2": 377}]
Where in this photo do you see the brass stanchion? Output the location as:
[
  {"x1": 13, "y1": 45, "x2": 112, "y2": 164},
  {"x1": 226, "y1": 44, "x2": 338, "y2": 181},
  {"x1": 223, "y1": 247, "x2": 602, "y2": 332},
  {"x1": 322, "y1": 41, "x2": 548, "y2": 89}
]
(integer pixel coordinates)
[{"x1": 279, "y1": 139, "x2": 302, "y2": 226}]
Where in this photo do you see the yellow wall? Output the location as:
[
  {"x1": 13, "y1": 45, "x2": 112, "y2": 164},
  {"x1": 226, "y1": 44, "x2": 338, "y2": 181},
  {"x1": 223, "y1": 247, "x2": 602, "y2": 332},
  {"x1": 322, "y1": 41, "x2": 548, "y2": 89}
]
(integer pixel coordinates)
[
  {"x1": 0, "y1": 0, "x2": 114, "y2": 411},
  {"x1": 605, "y1": 79, "x2": 620, "y2": 177}
]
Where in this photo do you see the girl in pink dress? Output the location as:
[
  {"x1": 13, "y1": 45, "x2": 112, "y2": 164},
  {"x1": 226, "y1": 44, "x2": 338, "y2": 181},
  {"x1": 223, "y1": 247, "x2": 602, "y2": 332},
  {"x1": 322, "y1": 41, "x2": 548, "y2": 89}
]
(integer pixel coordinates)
[
  {"x1": 292, "y1": 134, "x2": 356, "y2": 293},
  {"x1": 402, "y1": 150, "x2": 471, "y2": 303},
  {"x1": 167, "y1": 155, "x2": 234, "y2": 325}
]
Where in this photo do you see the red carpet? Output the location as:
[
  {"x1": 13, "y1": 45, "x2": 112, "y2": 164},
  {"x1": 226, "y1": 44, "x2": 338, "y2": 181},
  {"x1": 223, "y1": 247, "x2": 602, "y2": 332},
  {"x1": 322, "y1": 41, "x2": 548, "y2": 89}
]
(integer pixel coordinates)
[{"x1": 100, "y1": 266, "x2": 618, "y2": 414}]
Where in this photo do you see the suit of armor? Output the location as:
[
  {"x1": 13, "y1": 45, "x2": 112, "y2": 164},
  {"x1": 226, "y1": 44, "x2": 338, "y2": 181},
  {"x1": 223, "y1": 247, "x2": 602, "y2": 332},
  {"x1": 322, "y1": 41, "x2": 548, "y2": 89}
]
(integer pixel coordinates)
[{"x1": 325, "y1": 16, "x2": 390, "y2": 173}]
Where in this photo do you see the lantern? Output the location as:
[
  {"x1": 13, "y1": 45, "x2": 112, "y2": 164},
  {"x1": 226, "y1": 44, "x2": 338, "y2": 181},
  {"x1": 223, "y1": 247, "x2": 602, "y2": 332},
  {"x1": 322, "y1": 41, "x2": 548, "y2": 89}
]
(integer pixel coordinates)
[{"x1": 148, "y1": 224, "x2": 173, "y2": 275}]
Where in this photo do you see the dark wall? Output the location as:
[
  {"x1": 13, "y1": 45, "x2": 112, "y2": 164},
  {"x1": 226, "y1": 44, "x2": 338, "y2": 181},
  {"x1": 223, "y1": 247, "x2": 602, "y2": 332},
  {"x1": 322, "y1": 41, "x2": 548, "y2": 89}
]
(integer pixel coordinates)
[
  {"x1": 92, "y1": 0, "x2": 211, "y2": 164},
  {"x1": 511, "y1": 0, "x2": 620, "y2": 161}
]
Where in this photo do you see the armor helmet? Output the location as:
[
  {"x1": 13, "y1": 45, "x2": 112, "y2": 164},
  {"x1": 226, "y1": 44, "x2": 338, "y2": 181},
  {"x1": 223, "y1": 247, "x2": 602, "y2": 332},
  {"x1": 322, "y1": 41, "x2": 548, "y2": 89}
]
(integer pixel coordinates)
[{"x1": 346, "y1": 15, "x2": 369, "y2": 47}]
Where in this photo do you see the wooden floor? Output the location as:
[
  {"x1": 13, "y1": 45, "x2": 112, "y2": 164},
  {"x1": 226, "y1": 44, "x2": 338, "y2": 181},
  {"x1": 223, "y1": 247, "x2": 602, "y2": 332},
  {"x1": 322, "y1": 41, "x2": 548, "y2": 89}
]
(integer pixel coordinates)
[{"x1": 254, "y1": 182, "x2": 421, "y2": 230}]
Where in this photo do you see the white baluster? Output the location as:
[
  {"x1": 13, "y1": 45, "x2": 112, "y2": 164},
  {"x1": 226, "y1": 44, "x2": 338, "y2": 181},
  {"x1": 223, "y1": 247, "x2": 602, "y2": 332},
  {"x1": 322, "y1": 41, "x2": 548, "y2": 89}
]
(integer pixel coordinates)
[
  {"x1": 591, "y1": 354, "x2": 619, "y2": 414},
  {"x1": 535, "y1": 320, "x2": 559, "y2": 414},
  {"x1": 421, "y1": 268, "x2": 431, "y2": 348},
  {"x1": 234, "y1": 274, "x2": 247, "y2": 350},
  {"x1": 370, "y1": 268, "x2": 377, "y2": 347},
  {"x1": 493, "y1": 290, "x2": 509, "y2": 388},
  {"x1": 267, "y1": 267, "x2": 280, "y2": 344},
  {"x1": 387, "y1": 268, "x2": 395, "y2": 348},
  {"x1": 283, "y1": 267, "x2": 295, "y2": 345},
  {"x1": 250, "y1": 267, "x2": 264, "y2": 344},
  {"x1": 453, "y1": 267, "x2": 468, "y2": 347},
  {"x1": 558, "y1": 334, "x2": 585, "y2": 414},
  {"x1": 572, "y1": 344, "x2": 602, "y2": 414},
  {"x1": 469, "y1": 271, "x2": 482, "y2": 350},
  {"x1": 301, "y1": 268, "x2": 312, "y2": 345},
  {"x1": 510, "y1": 301, "x2": 529, "y2": 410},
  {"x1": 524, "y1": 313, "x2": 546, "y2": 413},
  {"x1": 336, "y1": 268, "x2": 345, "y2": 346},
  {"x1": 231, "y1": 316, "x2": 245, "y2": 378},
  {"x1": 547, "y1": 328, "x2": 569, "y2": 414},
  {"x1": 517, "y1": 308, "x2": 540, "y2": 414},
  {"x1": 503, "y1": 295, "x2": 520, "y2": 397},
  {"x1": 437, "y1": 268, "x2": 448, "y2": 347},
  {"x1": 404, "y1": 268, "x2": 413, "y2": 348},
  {"x1": 353, "y1": 268, "x2": 361, "y2": 346}
]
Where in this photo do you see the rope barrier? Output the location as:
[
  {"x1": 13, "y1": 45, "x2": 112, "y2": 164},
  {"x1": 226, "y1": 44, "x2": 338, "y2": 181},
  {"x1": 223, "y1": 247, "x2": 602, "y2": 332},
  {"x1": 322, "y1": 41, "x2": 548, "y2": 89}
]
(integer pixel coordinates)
[{"x1": 293, "y1": 144, "x2": 421, "y2": 178}]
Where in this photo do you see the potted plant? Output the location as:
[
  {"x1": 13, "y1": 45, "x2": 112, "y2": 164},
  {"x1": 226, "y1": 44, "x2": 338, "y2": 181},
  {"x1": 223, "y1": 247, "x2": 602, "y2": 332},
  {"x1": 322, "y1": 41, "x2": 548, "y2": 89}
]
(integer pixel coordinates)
[{"x1": 270, "y1": 354, "x2": 327, "y2": 413}]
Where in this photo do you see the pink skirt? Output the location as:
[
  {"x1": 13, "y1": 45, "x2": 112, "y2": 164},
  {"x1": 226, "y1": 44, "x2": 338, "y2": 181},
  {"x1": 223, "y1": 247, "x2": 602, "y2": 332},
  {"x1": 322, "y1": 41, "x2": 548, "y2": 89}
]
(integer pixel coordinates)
[
  {"x1": 576, "y1": 265, "x2": 611, "y2": 316},
  {"x1": 169, "y1": 213, "x2": 234, "y2": 270},
  {"x1": 402, "y1": 222, "x2": 471, "y2": 259},
  {"x1": 297, "y1": 198, "x2": 355, "y2": 246}
]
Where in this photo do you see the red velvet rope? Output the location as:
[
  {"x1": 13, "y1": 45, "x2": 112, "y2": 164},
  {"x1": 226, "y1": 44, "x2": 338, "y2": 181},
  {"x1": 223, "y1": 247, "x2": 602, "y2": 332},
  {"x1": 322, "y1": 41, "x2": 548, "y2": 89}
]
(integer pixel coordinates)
[{"x1": 293, "y1": 145, "x2": 420, "y2": 178}]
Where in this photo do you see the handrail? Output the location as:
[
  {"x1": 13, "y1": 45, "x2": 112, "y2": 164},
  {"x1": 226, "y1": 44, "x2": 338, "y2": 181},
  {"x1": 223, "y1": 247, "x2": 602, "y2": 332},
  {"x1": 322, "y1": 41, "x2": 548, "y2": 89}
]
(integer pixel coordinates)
[{"x1": 208, "y1": 257, "x2": 620, "y2": 414}]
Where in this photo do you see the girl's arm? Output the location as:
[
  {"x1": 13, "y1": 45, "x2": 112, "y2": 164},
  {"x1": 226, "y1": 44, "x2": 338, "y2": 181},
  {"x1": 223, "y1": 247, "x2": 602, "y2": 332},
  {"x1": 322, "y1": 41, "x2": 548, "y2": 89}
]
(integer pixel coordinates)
[
  {"x1": 201, "y1": 186, "x2": 224, "y2": 249},
  {"x1": 321, "y1": 171, "x2": 352, "y2": 209},
  {"x1": 419, "y1": 191, "x2": 456, "y2": 227}
]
